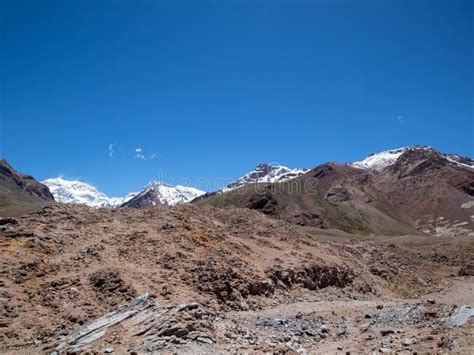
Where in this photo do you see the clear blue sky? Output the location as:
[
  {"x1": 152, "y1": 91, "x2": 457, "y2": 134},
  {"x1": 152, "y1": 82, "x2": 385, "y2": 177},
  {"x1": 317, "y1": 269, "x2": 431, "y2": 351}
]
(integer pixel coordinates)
[{"x1": 1, "y1": 0, "x2": 472, "y2": 195}]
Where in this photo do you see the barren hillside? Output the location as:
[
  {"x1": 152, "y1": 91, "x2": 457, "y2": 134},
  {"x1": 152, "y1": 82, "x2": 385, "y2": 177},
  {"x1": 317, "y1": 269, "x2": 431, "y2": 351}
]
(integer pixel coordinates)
[{"x1": 1, "y1": 203, "x2": 473, "y2": 353}]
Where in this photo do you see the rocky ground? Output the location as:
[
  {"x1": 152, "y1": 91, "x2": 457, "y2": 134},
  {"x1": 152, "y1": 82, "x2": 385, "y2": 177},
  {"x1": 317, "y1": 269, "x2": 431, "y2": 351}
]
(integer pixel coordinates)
[{"x1": 0, "y1": 204, "x2": 473, "y2": 353}]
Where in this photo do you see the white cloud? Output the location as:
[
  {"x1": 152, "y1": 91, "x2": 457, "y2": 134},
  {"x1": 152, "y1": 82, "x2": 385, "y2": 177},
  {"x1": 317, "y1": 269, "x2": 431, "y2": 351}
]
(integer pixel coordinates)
[
  {"x1": 398, "y1": 115, "x2": 405, "y2": 124},
  {"x1": 135, "y1": 147, "x2": 155, "y2": 160},
  {"x1": 108, "y1": 143, "x2": 117, "y2": 157}
]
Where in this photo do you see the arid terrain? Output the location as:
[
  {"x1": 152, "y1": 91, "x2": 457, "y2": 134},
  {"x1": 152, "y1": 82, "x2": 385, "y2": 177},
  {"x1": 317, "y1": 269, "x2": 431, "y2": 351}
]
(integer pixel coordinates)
[
  {"x1": 1, "y1": 203, "x2": 473, "y2": 353},
  {"x1": 0, "y1": 148, "x2": 473, "y2": 353},
  {"x1": 2, "y1": 0, "x2": 473, "y2": 351}
]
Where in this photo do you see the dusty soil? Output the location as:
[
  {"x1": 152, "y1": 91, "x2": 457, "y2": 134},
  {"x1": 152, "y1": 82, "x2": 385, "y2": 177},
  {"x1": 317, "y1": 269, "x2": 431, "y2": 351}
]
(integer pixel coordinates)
[{"x1": 0, "y1": 204, "x2": 473, "y2": 353}]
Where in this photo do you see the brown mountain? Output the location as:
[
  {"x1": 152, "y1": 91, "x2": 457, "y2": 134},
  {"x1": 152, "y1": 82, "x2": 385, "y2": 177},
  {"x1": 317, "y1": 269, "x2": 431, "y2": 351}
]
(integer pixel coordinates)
[
  {"x1": 371, "y1": 148, "x2": 474, "y2": 235},
  {"x1": 195, "y1": 163, "x2": 419, "y2": 235},
  {"x1": 0, "y1": 159, "x2": 54, "y2": 213},
  {"x1": 195, "y1": 147, "x2": 474, "y2": 236}
]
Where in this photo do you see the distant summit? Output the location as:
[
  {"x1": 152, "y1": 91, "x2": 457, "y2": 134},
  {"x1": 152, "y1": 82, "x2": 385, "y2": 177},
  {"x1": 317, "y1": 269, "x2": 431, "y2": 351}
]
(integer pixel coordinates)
[
  {"x1": 43, "y1": 177, "x2": 204, "y2": 208},
  {"x1": 43, "y1": 177, "x2": 137, "y2": 208},
  {"x1": 222, "y1": 163, "x2": 309, "y2": 192},
  {"x1": 121, "y1": 181, "x2": 205, "y2": 208},
  {"x1": 351, "y1": 146, "x2": 474, "y2": 172}
]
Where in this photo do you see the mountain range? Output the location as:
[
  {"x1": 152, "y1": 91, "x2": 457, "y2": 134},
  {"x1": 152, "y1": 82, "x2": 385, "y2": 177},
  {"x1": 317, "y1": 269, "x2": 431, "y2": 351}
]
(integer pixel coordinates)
[
  {"x1": 7, "y1": 187, "x2": 473, "y2": 353},
  {"x1": 42, "y1": 178, "x2": 204, "y2": 207},
  {"x1": 40, "y1": 163, "x2": 308, "y2": 207},
  {"x1": 1, "y1": 146, "x2": 473, "y2": 237},
  {"x1": 42, "y1": 177, "x2": 138, "y2": 208},
  {"x1": 2, "y1": 146, "x2": 473, "y2": 353},
  {"x1": 196, "y1": 146, "x2": 474, "y2": 236}
]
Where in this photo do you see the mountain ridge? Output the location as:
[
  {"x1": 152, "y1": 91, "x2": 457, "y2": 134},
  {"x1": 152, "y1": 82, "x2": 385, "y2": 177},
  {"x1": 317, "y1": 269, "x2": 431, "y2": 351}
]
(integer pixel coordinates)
[
  {"x1": 350, "y1": 146, "x2": 474, "y2": 172},
  {"x1": 24, "y1": 145, "x2": 474, "y2": 215},
  {"x1": 42, "y1": 178, "x2": 204, "y2": 208},
  {"x1": 196, "y1": 146, "x2": 474, "y2": 236}
]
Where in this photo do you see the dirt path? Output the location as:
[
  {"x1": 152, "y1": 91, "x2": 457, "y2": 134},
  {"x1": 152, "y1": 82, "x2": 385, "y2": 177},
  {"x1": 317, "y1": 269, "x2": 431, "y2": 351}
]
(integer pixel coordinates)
[
  {"x1": 218, "y1": 277, "x2": 474, "y2": 353},
  {"x1": 425, "y1": 277, "x2": 474, "y2": 306}
]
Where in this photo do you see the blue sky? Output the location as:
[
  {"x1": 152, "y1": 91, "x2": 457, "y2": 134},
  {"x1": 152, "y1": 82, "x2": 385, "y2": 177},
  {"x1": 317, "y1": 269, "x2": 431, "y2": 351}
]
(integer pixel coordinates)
[{"x1": 1, "y1": 0, "x2": 472, "y2": 195}]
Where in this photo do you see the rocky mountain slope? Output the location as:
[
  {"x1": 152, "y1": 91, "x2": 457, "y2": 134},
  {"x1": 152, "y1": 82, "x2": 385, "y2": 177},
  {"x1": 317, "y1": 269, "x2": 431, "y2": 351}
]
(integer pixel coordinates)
[
  {"x1": 370, "y1": 147, "x2": 474, "y2": 235},
  {"x1": 121, "y1": 181, "x2": 205, "y2": 207},
  {"x1": 196, "y1": 163, "x2": 419, "y2": 235},
  {"x1": 196, "y1": 147, "x2": 474, "y2": 236},
  {"x1": 43, "y1": 177, "x2": 137, "y2": 208},
  {"x1": 1, "y1": 203, "x2": 473, "y2": 353},
  {"x1": 0, "y1": 159, "x2": 54, "y2": 210},
  {"x1": 0, "y1": 204, "x2": 359, "y2": 351}
]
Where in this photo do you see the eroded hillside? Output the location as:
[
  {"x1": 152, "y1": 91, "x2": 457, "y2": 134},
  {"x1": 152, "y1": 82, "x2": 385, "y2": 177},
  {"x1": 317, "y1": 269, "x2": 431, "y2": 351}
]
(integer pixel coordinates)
[{"x1": 1, "y1": 204, "x2": 473, "y2": 353}]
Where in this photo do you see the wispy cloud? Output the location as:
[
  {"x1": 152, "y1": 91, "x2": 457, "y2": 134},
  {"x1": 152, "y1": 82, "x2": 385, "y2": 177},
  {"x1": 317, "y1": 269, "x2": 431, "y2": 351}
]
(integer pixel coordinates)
[
  {"x1": 397, "y1": 115, "x2": 405, "y2": 124},
  {"x1": 135, "y1": 147, "x2": 156, "y2": 160},
  {"x1": 108, "y1": 143, "x2": 117, "y2": 157}
]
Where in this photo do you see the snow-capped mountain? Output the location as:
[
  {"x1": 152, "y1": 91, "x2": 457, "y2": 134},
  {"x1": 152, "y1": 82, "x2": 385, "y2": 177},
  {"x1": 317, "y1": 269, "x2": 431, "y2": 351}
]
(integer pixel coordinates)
[
  {"x1": 222, "y1": 163, "x2": 309, "y2": 192},
  {"x1": 43, "y1": 177, "x2": 137, "y2": 208},
  {"x1": 121, "y1": 181, "x2": 205, "y2": 208},
  {"x1": 191, "y1": 163, "x2": 309, "y2": 202},
  {"x1": 351, "y1": 146, "x2": 474, "y2": 172},
  {"x1": 350, "y1": 147, "x2": 416, "y2": 171},
  {"x1": 44, "y1": 177, "x2": 205, "y2": 208}
]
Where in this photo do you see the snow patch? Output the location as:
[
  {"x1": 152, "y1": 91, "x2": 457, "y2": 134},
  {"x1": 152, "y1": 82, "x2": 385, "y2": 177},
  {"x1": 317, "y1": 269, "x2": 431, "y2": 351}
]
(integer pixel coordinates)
[
  {"x1": 444, "y1": 155, "x2": 474, "y2": 170},
  {"x1": 461, "y1": 201, "x2": 474, "y2": 209}
]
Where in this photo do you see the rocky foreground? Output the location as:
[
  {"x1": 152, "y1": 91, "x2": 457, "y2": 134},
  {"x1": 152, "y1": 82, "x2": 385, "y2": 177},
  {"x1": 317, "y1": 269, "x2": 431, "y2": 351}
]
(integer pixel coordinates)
[{"x1": 0, "y1": 204, "x2": 473, "y2": 353}]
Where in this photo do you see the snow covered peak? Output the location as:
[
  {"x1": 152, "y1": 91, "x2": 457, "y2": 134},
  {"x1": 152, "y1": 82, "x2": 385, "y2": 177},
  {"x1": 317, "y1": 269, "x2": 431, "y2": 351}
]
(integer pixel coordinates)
[
  {"x1": 350, "y1": 147, "x2": 413, "y2": 172},
  {"x1": 42, "y1": 177, "x2": 136, "y2": 208},
  {"x1": 43, "y1": 177, "x2": 204, "y2": 208},
  {"x1": 146, "y1": 180, "x2": 205, "y2": 205},
  {"x1": 351, "y1": 146, "x2": 473, "y2": 172},
  {"x1": 223, "y1": 163, "x2": 309, "y2": 192},
  {"x1": 121, "y1": 181, "x2": 205, "y2": 207}
]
